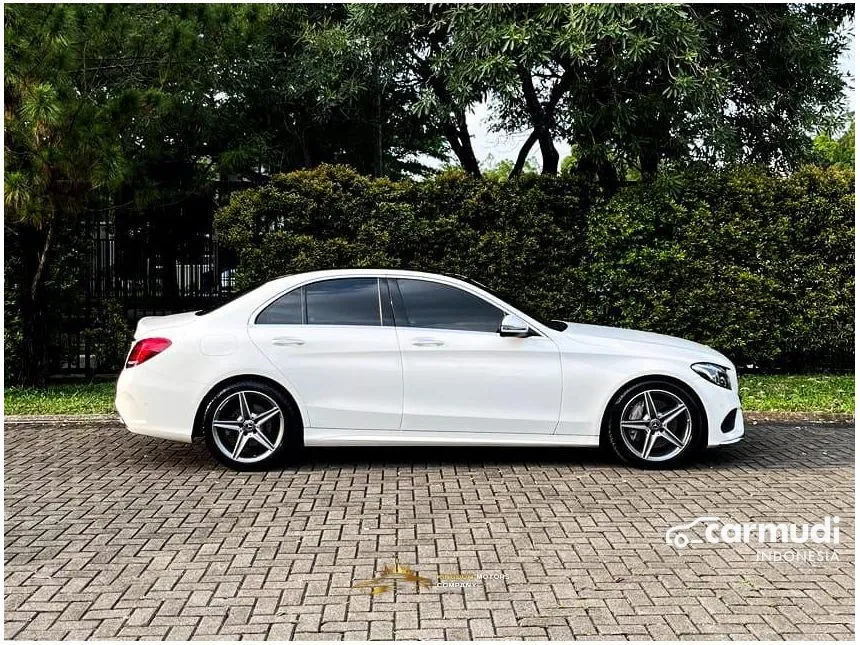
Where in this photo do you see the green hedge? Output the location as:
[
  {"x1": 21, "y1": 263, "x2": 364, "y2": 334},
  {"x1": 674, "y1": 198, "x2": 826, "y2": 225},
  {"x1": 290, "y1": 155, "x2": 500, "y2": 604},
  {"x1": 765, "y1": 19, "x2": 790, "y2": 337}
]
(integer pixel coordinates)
[{"x1": 215, "y1": 164, "x2": 854, "y2": 370}]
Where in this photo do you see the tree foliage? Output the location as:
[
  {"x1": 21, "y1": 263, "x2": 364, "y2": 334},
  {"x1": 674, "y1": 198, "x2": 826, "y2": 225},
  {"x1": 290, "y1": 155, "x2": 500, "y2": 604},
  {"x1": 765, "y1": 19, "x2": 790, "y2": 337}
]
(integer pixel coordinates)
[
  {"x1": 353, "y1": 3, "x2": 853, "y2": 186},
  {"x1": 811, "y1": 116, "x2": 855, "y2": 168}
]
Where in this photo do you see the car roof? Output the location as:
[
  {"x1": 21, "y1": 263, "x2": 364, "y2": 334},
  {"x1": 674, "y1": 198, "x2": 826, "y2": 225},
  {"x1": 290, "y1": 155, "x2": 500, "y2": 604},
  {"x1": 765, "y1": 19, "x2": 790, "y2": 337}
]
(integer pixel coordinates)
[{"x1": 265, "y1": 268, "x2": 470, "y2": 289}]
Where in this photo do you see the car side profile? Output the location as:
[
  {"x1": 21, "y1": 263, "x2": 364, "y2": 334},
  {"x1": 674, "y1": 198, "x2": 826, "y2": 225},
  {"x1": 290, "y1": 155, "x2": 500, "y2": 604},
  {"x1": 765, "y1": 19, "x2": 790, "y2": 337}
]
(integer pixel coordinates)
[{"x1": 115, "y1": 269, "x2": 744, "y2": 470}]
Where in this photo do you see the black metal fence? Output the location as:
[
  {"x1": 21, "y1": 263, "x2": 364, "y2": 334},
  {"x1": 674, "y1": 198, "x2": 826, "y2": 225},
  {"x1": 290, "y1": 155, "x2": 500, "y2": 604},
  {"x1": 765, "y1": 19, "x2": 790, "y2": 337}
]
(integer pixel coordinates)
[{"x1": 58, "y1": 208, "x2": 237, "y2": 376}]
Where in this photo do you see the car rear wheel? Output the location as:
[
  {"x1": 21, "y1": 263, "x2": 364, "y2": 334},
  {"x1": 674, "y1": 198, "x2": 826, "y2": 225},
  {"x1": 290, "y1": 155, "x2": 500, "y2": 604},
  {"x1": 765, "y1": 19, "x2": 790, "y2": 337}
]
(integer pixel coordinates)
[
  {"x1": 202, "y1": 381, "x2": 298, "y2": 470},
  {"x1": 606, "y1": 379, "x2": 704, "y2": 468}
]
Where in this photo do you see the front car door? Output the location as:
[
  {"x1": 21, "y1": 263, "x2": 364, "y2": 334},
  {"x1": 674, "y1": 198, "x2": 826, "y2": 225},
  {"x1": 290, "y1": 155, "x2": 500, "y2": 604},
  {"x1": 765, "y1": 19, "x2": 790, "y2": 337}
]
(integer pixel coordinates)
[
  {"x1": 248, "y1": 277, "x2": 402, "y2": 430},
  {"x1": 390, "y1": 277, "x2": 562, "y2": 434}
]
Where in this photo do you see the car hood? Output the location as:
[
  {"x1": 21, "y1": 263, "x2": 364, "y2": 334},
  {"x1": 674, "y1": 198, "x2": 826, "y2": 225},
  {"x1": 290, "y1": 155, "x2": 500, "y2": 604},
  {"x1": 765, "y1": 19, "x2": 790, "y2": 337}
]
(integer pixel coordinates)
[{"x1": 558, "y1": 322, "x2": 730, "y2": 365}]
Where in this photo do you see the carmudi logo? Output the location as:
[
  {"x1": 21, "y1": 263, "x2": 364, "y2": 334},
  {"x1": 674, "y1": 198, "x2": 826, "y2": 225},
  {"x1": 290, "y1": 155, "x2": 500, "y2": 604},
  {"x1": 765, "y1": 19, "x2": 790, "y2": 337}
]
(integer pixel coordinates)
[{"x1": 666, "y1": 516, "x2": 840, "y2": 550}]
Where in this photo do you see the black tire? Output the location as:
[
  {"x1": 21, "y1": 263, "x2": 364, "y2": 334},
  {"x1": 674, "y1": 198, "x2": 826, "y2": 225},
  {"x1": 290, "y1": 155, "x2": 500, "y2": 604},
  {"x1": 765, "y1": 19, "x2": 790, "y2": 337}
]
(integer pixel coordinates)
[
  {"x1": 605, "y1": 379, "x2": 705, "y2": 469},
  {"x1": 201, "y1": 380, "x2": 301, "y2": 471}
]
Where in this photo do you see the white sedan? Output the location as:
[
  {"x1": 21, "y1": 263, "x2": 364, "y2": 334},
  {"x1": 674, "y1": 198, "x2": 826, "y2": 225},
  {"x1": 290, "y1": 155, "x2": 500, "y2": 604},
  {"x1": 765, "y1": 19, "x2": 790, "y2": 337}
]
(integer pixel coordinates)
[{"x1": 116, "y1": 269, "x2": 744, "y2": 470}]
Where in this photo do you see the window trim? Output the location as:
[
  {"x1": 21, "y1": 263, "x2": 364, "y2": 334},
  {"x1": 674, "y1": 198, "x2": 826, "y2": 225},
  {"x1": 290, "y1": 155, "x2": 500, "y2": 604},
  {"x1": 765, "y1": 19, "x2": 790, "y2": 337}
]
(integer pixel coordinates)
[
  {"x1": 251, "y1": 276, "x2": 384, "y2": 328},
  {"x1": 391, "y1": 277, "x2": 516, "y2": 335},
  {"x1": 399, "y1": 277, "x2": 547, "y2": 337},
  {"x1": 249, "y1": 274, "x2": 547, "y2": 337}
]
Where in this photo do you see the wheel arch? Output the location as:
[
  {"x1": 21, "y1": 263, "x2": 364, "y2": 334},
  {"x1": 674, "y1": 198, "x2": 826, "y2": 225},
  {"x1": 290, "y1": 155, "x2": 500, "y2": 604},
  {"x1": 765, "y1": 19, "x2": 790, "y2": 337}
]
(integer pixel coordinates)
[
  {"x1": 599, "y1": 374, "x2": 708, "y2": 448},
  {"x1": 193, "y1": 374, "x2": 304, "y2": 442}
]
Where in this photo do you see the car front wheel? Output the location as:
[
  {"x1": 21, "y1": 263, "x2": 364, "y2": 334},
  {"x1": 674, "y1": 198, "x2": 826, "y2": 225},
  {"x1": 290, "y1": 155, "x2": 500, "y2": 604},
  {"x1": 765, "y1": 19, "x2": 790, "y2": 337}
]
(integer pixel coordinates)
[
  {"x1": 606, "y1": 379, "x2": 704, "y2": 468},
  {"x1": 202, "y1": 381, "x2": 297, "y2": 470}
]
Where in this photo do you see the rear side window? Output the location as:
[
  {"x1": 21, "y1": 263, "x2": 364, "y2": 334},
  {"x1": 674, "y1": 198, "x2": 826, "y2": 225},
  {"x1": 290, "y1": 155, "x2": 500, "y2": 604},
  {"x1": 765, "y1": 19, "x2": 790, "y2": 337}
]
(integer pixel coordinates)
[
  {"x1": 255, "y1": 288, "x2": 302, "y2": 324},
  {"x1": 306, "y1": 278, "x2": 380, "y2": 326},
  {"x1": 394, "y1": 278, "x2": 503, "y2": 332}
]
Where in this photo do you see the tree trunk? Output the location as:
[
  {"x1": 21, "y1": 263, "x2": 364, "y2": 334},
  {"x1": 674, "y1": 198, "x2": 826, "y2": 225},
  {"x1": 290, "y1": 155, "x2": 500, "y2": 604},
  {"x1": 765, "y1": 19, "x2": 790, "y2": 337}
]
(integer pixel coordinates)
[
  {"x1": 537, "y1": 131, "x2": 559, "y2": 175},
  {"x1": 576, "y1": 154, "x2": 620, "y2": 197},
  {"x1": 16, "y1": 222, "x2": 55, "y2": 385},
  {"x1": 639, "y1": 148, "x2": 660, "y2": 180},
  {"x1": 443, "y1": 114, "x2": 481, "y2": 178},
  {"x1": 596, "y1": 158, "x2": 620, "y2": 197},
  {"x1": 510, "y1": 130, "x2": 539, "y2": 179},
  {"x1": 30, "y1": 221, "x2": 54, "y2": 301}
]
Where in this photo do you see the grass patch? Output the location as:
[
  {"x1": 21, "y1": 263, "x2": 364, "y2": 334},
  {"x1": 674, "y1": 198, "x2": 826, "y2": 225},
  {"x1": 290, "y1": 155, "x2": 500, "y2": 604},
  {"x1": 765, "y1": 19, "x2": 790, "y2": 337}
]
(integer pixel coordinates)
[
  {"x1": 2, "y1": 374, "x2": 855, "y2": 416},
  {"x1": 739, "y1": 374, "x2": 854, "y2": 414},
  {"x1": 4, "y1": 382, "x2": 116, "y2": 415}
]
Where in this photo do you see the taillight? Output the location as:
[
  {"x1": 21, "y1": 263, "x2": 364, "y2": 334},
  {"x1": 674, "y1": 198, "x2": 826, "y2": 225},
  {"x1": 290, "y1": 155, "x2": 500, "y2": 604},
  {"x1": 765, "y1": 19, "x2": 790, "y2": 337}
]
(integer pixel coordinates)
[{"x1": 126, "y1": 337, "x2": 172, "y2": 368}]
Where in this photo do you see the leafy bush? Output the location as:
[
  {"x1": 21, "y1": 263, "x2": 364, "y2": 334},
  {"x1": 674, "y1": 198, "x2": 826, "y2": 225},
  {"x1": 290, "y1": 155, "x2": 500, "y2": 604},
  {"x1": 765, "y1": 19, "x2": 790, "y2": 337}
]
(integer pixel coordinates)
[
  {"x1": 215, "y1": 164, "x2": 854, "y2": 370},
  {"x1": 81, "y1": 299, "x2": 134, "y2": 373},
  {"x1": 579, "y1": 166, "x2": 855, "y2": 368}
]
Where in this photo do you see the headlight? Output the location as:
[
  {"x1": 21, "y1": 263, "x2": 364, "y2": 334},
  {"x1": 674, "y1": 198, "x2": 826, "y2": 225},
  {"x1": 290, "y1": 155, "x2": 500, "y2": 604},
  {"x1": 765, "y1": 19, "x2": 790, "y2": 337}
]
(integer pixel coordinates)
[{"x1": 691, "y1": 362, "x2": 731, "y2": 389}]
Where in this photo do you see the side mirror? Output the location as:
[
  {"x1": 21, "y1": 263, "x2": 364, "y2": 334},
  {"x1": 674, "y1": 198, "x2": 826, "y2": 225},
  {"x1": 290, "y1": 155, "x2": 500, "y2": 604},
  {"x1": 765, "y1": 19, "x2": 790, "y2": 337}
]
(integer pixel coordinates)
[{"x1": 499, "y1": 314, "x2": 531, "y2": 338}]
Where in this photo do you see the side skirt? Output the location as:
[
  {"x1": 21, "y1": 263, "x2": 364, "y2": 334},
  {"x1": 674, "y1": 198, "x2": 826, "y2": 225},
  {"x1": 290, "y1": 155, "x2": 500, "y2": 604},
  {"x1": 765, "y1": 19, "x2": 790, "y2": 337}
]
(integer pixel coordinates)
[{"x1": 304, "y1": 428, "x2": 600, "y2": 448}]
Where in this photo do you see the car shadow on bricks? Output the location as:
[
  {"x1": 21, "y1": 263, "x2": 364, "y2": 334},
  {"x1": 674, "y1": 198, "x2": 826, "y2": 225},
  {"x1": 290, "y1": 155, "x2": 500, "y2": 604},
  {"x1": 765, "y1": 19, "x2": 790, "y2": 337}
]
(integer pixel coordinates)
[
  {"x1": 138, "y1": 423, "x2": 855, "y2": 473},
  {"x1": 290, "y1": 423, "x2": 853, "y2": 472},
  {"x1": 7, "y1": 421, "x2": 850, "y2": 474}
]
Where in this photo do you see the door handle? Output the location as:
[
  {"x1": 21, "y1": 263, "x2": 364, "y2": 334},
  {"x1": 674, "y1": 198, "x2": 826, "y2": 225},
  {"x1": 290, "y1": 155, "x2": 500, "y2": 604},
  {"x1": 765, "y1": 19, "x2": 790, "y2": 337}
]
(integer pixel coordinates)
[
  {"x1": 272, "y1": 337, "x2": 305, "y2": 346},
  {"x1": 412, "y1": 338, "x2": 444, "y2": 347}
]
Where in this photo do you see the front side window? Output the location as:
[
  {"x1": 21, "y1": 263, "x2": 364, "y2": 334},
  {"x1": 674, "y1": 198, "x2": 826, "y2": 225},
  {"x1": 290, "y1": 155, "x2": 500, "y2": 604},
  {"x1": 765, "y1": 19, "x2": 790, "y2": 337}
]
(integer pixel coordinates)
[
  {"x1": 306, "y1": 278, "x2": 380, "y2": 326},
  {"x1": 394, "y1": 278, "x2": 504, "y2": 333}
]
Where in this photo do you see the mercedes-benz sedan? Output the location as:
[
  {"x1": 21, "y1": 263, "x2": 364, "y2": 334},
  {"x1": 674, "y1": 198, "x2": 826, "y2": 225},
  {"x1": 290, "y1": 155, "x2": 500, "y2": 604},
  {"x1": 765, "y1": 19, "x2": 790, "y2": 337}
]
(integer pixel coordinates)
[{"x1": 115, "y1": 269, "x2": 744, "y2": 470}]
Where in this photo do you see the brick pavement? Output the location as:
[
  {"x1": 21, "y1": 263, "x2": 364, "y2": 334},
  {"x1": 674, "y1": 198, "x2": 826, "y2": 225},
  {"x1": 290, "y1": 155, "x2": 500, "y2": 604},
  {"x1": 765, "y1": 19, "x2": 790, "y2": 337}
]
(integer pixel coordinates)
[{"x1": 3, "y1": 419, "x2": 854, "y2": 640}]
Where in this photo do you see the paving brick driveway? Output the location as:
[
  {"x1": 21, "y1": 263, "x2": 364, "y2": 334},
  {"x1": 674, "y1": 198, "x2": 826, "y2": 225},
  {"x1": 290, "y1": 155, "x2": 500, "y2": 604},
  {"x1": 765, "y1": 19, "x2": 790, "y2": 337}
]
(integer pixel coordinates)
[{"x1": 4, "y1": 419, "x2": 854, "y2": 640}]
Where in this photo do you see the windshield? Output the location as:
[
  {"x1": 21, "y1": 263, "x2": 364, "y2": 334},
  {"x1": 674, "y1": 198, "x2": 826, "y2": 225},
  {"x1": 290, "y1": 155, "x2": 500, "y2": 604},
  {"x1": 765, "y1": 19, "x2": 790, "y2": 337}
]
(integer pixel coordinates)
[{"x1": 448, "y1": 274, "x2": 568, "y2": 332}]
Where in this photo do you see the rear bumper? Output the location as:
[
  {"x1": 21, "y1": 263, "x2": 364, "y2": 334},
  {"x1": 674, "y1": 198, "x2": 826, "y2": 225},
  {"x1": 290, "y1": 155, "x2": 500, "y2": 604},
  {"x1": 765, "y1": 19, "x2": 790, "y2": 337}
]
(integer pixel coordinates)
[{"x1": 115, "y1": 367, "x2": 200, "y2": 443}]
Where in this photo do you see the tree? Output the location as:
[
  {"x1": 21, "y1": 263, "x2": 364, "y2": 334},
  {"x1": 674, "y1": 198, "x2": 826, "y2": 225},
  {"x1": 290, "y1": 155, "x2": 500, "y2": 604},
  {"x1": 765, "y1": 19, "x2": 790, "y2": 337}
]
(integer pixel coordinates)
[
  {"x1": 347, "y1": 4, "x2": 486, "y2": 177},
  {"x1": 415, "y1": 3, "x2": 853, "y2": 188},
  {"x1": 219, "y1": 4, "x2": 447, "y2": 181},
  {"x1": 5, "y1": 5, "x2": 136, "y2": 383},
  {"x1": 4, "y1": 4, "x2": 255, "y2": 382}
]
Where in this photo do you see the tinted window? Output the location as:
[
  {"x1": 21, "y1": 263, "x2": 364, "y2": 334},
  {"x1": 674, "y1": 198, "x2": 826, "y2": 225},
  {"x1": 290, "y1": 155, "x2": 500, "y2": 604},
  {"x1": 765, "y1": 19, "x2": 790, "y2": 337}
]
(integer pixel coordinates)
[
  {"x1": 256, "y1": 288, "x2": 302, "y2": 325},
  {"x1": 395, "y1": 279, "x2": 503, "y2": 332},
  {"x1": 306, "y1": 278, "x2": 380, "y2": 326}
]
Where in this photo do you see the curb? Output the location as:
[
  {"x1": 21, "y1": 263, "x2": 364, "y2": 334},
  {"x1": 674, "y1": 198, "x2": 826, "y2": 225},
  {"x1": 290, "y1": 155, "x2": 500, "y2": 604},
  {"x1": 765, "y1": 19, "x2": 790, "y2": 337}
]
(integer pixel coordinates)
[
  {"x1": 4, "y1": 414, "x2": 120, "y2": 424},
  {"x1": 3, "y1": 412, "x2": 854, "y2": 425},
  {"x1": 745, "y1": 411, "x2": 854, "y2": 425}
]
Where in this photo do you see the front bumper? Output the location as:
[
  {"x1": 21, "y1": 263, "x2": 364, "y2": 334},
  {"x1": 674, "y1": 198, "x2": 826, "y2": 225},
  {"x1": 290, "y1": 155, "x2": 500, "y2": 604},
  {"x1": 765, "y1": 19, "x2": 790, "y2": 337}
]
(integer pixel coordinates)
[
  {"x1": 711, "y1": 407, "x2": 745, "y2": 446},
  {"x1": 700, "y1": 382, "x2": 745, "y2": 447}
]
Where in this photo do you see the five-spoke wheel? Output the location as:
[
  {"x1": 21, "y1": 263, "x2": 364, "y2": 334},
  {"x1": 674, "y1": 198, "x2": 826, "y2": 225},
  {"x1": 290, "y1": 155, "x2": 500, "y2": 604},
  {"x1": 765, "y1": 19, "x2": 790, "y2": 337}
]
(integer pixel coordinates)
[
  {"x1": 606, "y1": 380, "x2": 703, "y2": 467},
  {"x1": 202, "y1": 381, "x2": 297, "y2": 470}
]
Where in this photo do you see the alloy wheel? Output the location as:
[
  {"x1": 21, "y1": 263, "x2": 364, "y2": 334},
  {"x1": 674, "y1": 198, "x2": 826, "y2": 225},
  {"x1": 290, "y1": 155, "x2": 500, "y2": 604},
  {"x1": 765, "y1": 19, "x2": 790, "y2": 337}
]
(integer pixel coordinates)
[
  {"x1": 619, "y1": 389, "x2": 692, "y2": 463},
  {"x1": 211, "y1": 390, "x2": 285, "y2": 464}
]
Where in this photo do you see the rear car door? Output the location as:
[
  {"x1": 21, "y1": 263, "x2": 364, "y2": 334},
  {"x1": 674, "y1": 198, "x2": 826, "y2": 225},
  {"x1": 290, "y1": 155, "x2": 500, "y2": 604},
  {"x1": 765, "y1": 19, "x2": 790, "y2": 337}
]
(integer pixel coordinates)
[
  {"x1": 390, "y1": 277, "x2": 562, "y2": 434},
  {"x1": 248, "y1": 277, "x2": 402, "y2": 430}
]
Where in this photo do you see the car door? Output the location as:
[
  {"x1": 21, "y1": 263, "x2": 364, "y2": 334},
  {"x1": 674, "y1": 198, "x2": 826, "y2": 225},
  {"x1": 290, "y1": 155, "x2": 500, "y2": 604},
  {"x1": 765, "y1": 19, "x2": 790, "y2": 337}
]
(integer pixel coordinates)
[
  {"x1": 248, "y1": 277, "x2": 402, "y2": 430},
  {"x1": 390, "y1": 277, "x2": 562, "y2": 434}
]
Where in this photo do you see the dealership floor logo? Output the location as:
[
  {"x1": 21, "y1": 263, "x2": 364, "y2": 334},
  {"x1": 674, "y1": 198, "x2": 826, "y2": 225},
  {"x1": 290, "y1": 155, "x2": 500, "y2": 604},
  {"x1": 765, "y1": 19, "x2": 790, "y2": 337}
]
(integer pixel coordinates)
[
  {"x1": 666, "y1": 516, "x2": 840, "y2": 561},
  {"x1": 353, "y1": 558, "x2": 507, "y2": 596}
]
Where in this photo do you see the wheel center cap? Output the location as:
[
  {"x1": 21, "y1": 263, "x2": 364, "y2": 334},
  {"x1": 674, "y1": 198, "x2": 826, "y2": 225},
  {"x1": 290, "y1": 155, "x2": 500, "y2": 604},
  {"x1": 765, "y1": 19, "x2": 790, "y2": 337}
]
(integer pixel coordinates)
[{"x1": 649, "y1": 419, "x2": 662, "y2": 431}]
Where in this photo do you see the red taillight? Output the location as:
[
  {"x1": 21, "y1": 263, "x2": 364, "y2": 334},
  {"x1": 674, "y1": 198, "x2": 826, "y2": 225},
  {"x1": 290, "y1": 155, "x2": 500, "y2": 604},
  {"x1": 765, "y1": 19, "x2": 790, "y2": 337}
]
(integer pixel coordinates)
[{"x1": 126, "y1": 337, "x2": 172, "y2": 368}]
